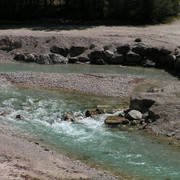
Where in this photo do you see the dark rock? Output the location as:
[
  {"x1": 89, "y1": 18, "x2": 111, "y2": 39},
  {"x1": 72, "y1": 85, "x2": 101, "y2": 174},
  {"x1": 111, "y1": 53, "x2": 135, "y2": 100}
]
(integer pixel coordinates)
[
  {"x1": 104, "y1": 116, "x2": 130, "y2": 125},
  {"x1": 50, "y1": 45, "x2": 69, "y2": 57},
  {"x1": 14, "y1": 54, "x2": 25, "y2": 61},
  {"x1": 147, "y1": 47, "x2": 161, "y2": 59},
  {"x1": 88, "y1": 47, "x2": 105, "y2": 60},
  {"x1": 16, "y1": 114, "x2": 23, "y2": 120},
  {"x1": 134, "y1": 38, "x2": 142, "y2": 43},
  {"x1": 85, "y1": 108, "x2": 105, "y2": 117},
  {"x1": 132, "y1": 45, "x2": 148, "y2": 57},
  {"x1": 91, "y1": 59, "x2": 106, "y2": 65},
  {"x1": 160, "y1": 47, "x2": 172, "y2": 55},
  {"x1": 175, "y1": 58, "x2": 180, "y2": 71},
  {"x1": 90, "y1": 44, "x2": 96, "y2": 50},
  {"x1": 117, "y1": 44, "x2": 130, "y2": 55},
  {"x1": 78, "y1": 56, "x2": 90, "y2": 63},
  {"x1": 70, "y1": 46, "x2": 88, "y2": 57},
  {"x1": 37, "y1": 54, "x2": 53, "y2": 65},
  {"x1": 49, "y1": 53, "x2": 68, "y2": 64},
  {"x1": 68, "y1": 57, "x2": 78, "y2": 64},
  {"x1": 63, "y1": 111, "x2": 76, "y2": 122},
  {"x1": 108, "y1": 54, "x2": 124, "y2": 64},
  {"x1": 126, "y1": 110, "x2": 143, "y2": 120},
  {"x1": 125, "y1": 51, "x2": 142, "y2": 65},
  {"x1": 129, "y1": 93, "x2": 156, "y2": 113},
  {"x1": 158, "y1": 55, "x2": 176, "y2": 69},
  {"x1": 175, "y1": 49, "x2": 180, "y2": 58}
]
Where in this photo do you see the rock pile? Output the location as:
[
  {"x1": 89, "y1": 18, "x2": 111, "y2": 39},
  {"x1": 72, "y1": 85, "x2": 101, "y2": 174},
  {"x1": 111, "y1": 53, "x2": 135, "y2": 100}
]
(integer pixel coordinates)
[{"x1": 13, "y1": 43, "x2": 180, "y2": 72}]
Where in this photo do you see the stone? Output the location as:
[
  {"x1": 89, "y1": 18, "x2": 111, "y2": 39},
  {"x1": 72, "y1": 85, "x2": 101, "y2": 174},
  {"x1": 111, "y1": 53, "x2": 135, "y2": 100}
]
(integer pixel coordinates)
[
  {"x1": 68, "y1": 57, "x2": 78, "y2": 64},
  {"x1": 85, "y1": 108, "x2": 105, "y2": 117},
  {"x1": 25, "y1": 53, "x2": 37, "y2": 62},
  {"x1": 132, "y1": 45, "x2": 148, "y2": 57},
  {"x1": 117, "y1": 44, "x2": 130, "y2": 54},
  {"x1": 158, "y1": 55, "x2": 176, "y2": 69},
  {"x1": 16, "y1": 114, "x2": 23, "y2": 120},
  {"x1": 14, "y1": 54, "x2": 25, "y2": 61},
  {"x1": 126, "y1": 110, "x2": 143, "y2": 120},
  {"x1": 50, "y1": 45, "x2": 69, "y2": 57},
  {"x1": 175, "y1": 58, "x2": 180, "y2": 71},
  {"x1": 104, "y1": 50, "x2": 114, "y2": 58},
  {"x1": 78, "y1": 56, "x2": 90, "y2": 63},
  {"x1": 108, "y1": 54, "x2": 124, "y2": 64},
  {"x1": 147, "y1": 47, "x2": 161, "y2": 59},
  {"x1": 88, "y1": 47, "x2": 105, "y2": 60},
  {"x1": 129, "y1": 93, "x2": 156, "y2": 113},
  {"x1": 90, "y1": 59, "x2": 106, "y2": 65},
  {"x1": 104, "y1": 116, "x2": 130, "y2": 125},
  {"x1": 49, "y1": 53, "x2": 68, "y2": 64},
  {"x1": 37, "y1": 54, "x2": 53, "y2": 65},
  {"x1": 0, "y1": 110, "x2": 5, "y2": 116},
  {"x1": 160, "y1": 47, "x2": 172, "y2": 55},
  {"x1": 63, "y1": 111, "x2": 76, "y2": 122},
  {"x1": 125, "y1": 51, "x2": 142, "y2": 65},
  {"x1": 70, "y1": 46, "x2": 88, "y2": 57}
]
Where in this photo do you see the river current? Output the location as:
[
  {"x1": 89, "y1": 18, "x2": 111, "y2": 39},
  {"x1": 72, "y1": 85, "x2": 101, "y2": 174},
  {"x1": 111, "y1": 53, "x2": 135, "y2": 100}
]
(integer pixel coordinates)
[{"x1": 0, "y1": 61, "x2": 180, "y2": 180}]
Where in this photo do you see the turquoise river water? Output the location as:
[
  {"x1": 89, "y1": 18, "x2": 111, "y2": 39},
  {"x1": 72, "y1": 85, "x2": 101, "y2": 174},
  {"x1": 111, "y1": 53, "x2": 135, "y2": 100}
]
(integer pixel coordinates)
[{"x1": 0, "y1": 61, "x2": 180, "y2": 180}]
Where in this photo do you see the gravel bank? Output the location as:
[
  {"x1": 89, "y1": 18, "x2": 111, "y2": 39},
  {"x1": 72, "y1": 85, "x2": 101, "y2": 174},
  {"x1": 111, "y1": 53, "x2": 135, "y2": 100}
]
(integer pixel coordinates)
[{"x1": 1, "y1": 72, "x2": 147, "y2": 97}]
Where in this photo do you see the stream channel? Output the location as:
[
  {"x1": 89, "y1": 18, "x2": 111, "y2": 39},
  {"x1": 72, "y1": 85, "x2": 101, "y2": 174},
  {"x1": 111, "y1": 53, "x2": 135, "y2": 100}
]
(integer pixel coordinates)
[{"x1": 0, "y1": 61, "x2": 180, "y2": 180}]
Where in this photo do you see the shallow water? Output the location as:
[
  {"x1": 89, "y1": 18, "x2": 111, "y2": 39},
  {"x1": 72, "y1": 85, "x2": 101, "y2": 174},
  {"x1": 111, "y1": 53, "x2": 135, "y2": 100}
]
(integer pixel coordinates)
[{"x1": 0, "y1": 62, "x2": 180, "y2": 180}]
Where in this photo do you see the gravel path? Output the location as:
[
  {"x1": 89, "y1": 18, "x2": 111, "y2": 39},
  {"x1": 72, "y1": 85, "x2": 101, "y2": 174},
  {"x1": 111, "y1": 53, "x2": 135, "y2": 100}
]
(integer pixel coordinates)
[{"x1": 1, "y1": 72, "x2": 147, "y2": 97}]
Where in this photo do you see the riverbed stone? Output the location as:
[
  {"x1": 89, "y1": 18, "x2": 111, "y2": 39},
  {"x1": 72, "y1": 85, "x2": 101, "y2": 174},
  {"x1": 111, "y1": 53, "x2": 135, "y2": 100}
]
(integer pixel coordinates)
[
  {"x1": 175, "y1": 58, "x2": 180, "y2": 71},
  {"x1": 50, "y1": 45, "x2": 69, "y2": 57},
  {"x1": 141, "y1": 58, "x2": 155, "y2": 67},
  {"x1": 49, "y1": 53, "x2": 68, "y2": 64},
  {"x1": 14, "y1": 54, "x2": 25, "y2": 61},
  {"x1": 63, "y1": 111, "x2": 76, "y2": 122},
  {"x1": 85, "y1": 108, "x2": 105, "y2": 117},
  {"x1": 88, "y1": 47, "x2": 105, "y2": 60},
  {"x1": 126, "y1": 110, "x2": 143, "y2": 120},
  {"x1": 104, "y1": 116, "x2": 130, "y2": 125},
  {"x1": 117, "y1": 44, "x2": 130, "y2": 55},
  {"x1": 159, "y1": 54, "x2": 176, "y2": 69},
  {"x1": 125, "y1": 51, "x2": 142, "y2": 65},
  {"x1": 70, "y1": 46, "x2": 88, "y2": 57},
  {"x1": 37, "y1": 54, "x2": 53, "y2": 64},
  {"x1": 160, "y1": 47, "x2": 172, "y2": 55},
  {"x1": 25, "y1": 53, "x2": 37, "y2": 62},
  {"x1": 68, "y1": 57, "x2": 78, "y2": 64},
  {"x1": 0, "y1": 110, "x2": 5, "y2": 116},
  {"x1": 104, "y1": 50, "x2": 114, "y2": 59},
  {"x1": 132, "y1": 44, "x2": 148, "y2": 57},
  {"x1": 108, "y1": 54, "x2": 124, "y2": 64}
]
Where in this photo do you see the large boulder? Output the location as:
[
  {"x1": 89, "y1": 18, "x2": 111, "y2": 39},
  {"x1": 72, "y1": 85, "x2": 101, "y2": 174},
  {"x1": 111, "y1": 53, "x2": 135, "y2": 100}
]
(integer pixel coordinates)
[
  {"x1": 158, "y1": 55, "x2": 176, "y2": 69},
  {"x1": 126, "y1": 110, "x2": 143, "y2": 120},
  {"x1": 116, "y1": 44, "x2": 130, "y2": 55},
  {"x1": 49, "y1": 53, "x2": 68, "y2": 64},
  {"x1": 125, "y1": 51, "x2": 142, "y2": 65},
  {"x1": 88, "y1": 47, "x2": 105, "y2": 60},
  {"x1": 160, "y1": 47, "x2": 172, "y2": 55},
  {"x1": 85, "y1": 108, "x2": 105, "y2": 117},
  {"x1": 108, "y1": 54, "x2": 124, "y2": 64},
  {"x1": 37, "y1": 54, "x2": 53, "y2": 65},
  {"x1": 104, "y1": 116, "x2": 130, "y2": 125},
  {"x1": 175, "y1": 58, "x2": 180, "y2": 71},
  {"x1": 70, "y1": 46, "x2": 88, "y2": 57},
  {"x1": 14, "y1": 54, "x2": 25, "y2": 61},
  {"x1": 50, "y1": 45, "x2": 69, "y2": 57},
  {"x1": 132, "y1": 44, "x2": 148, "y2": 57},
  {"x1": 25, "y1": 53, "x2": 38, "y2": 62}
]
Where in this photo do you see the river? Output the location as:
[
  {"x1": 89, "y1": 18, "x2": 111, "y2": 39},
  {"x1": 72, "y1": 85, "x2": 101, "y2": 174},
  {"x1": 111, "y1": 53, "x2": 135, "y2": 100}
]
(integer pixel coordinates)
[{"x1": 0, "y1": 61, "x2": 180, "y2": 180}]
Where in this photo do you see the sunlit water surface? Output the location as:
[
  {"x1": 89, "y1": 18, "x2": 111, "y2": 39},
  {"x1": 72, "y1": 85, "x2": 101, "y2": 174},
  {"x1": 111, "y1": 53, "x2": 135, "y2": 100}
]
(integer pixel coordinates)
[{"x1": 0, "y1": 61, "x2": 180, "y2": 180}]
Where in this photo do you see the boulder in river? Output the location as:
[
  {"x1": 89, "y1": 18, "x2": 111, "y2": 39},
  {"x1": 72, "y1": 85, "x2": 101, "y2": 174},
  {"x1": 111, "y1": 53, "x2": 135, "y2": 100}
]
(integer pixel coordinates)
[
  {"x1": 49, "y1": 53, "x2": 68, "y2": 64},
  {"x1": 132, "y1": 44, "x2": 148, "y2": 57},
  {"x1": 88, "y1": 47, "x2": 105, "y2": 60},
  {"x1": 125, "y1": 51, "x2": 142, "y2": 65},
  {"x1": 63, "y1": 111, "x2": 76, "y2": 122},
  {"x1": 108, "y1": 54, "x2": 124, "y2": 64},
  {"x1": 125, "y1": 110, "x2": 143, "y2": 120},
  {"x1": 37, "y1": 54, "x2": 53, "y2": 65},
  {"x1": 85, "y1": 108, "x2": 105, "y2": 117}
]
